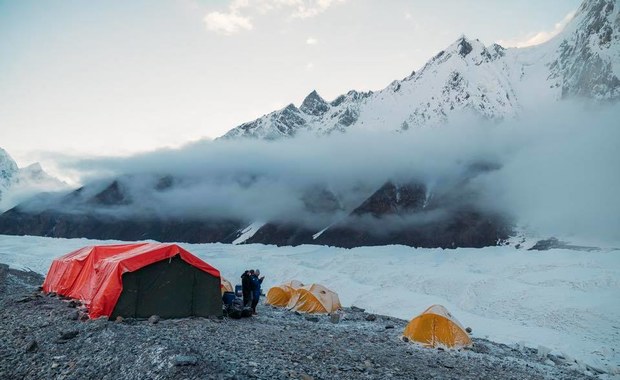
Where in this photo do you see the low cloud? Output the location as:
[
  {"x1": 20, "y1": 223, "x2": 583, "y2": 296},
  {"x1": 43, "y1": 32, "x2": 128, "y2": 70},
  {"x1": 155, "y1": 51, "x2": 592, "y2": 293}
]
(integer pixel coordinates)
[
  {"x1": 498, "y1": 11, "x2": 575, "y2": 48},
  {"x1": 306, "y1": 37, "x2": 318, "y2": 45},
  {"x1": 29, "y1": 102, "x2": 620, "y2": 245}
]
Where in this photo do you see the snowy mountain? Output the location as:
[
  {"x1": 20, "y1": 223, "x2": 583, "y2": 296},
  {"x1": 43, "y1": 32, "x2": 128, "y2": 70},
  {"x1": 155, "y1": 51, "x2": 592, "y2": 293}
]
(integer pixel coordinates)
[
  {"x1": 222, "y1": 0, "x2": 619, "y2": 140},
  {"x1": 0, "y1": 148, "x2": 66, "y2": 211},
  {"x1": 0, "y1": 148, "x2": 20, "y2": 203},
  {"x1": 0, "y1": 0, "x2": 617, "y2": 249}
]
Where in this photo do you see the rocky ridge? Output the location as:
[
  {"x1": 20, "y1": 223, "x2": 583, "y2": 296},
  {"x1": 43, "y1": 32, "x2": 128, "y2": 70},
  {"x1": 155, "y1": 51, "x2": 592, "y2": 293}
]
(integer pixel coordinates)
[{"x1": 221, "y1": 0, "x2": 619, "y2": 140}]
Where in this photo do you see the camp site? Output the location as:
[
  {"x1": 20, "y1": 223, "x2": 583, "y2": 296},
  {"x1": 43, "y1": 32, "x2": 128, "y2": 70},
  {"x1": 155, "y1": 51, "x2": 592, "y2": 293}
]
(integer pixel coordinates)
[
  {"x1": 2, "y1": 0, "x2": 619, "y2": 379},
  {"x1": 1, "y1": 235, "x2": 619, "y2": 379}
]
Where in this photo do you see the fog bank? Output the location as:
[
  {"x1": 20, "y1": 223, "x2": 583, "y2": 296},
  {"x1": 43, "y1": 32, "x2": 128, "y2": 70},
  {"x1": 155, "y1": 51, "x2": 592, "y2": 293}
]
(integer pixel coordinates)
[{"x1": 43, "y1": 102, "x2": 620, "y2": 244}]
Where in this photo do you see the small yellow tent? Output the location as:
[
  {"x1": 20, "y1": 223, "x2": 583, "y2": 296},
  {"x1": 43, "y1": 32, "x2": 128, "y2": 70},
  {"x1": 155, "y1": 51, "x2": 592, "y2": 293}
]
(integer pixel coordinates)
[
  {"x1": 286, "y1": 284, "x2": 341, "y2": 314},
  {"x1": 266, "y1": 280, "x2": 304, "y2": 307},
  {"x1": 403, "y1": 305, "x2": 472, "y2": 349},
  {"x1": 221, "y1": 277, "x2": 234, "y2": 295}
]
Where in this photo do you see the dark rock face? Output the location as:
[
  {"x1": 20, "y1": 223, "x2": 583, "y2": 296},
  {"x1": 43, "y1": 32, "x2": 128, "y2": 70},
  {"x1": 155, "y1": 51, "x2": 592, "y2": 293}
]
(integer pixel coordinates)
[
  {"x1": 0, "y1": 172, "x2": 511, "y2": 249},
  {"x1": 337, "y1": 108, "x2": 359, "y2": 127},
  {"x1": 275, "y1": 104, "x2": 307, "y2": 135},
  {"x1": 0, "y1": 208, "x2": 243, "y2": 244},
  {"x1": 549, "y1": 0, "x2": 620, "y2": 100},
  {"x1": 352, "y1": 182, "x2": 427, "y2": 217},
  {"x1": 233, "y1": 177, "x2": 511, "y2": 248},
  {"x1": 300, "y1": 90, "x2": 330, "y2": 116},
  {"x1": 457, "y1": 37, "x2": 473, "y2": 57},
  {"x1": 315, "y1": 181, "x2": 511, "y2": 249},
  {"x1": 89, "y1": 180, "x2": 131, "y2": 206}
]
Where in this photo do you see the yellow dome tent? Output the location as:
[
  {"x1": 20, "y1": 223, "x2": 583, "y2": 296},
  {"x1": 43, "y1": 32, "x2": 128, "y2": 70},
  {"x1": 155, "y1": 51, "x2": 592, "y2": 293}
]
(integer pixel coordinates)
[
  {"x1": 266, "y1": 280, "x2": 304, "y2": 307},
  {"x1": 220, "y1": 276, "x2": 234, "y2": 295},
  {"x1": 286, "y1": 284, "x2": 341, "y2": 314},
  {"x1": 403, "y1": 305, "x2": 472, "y2": 349}
]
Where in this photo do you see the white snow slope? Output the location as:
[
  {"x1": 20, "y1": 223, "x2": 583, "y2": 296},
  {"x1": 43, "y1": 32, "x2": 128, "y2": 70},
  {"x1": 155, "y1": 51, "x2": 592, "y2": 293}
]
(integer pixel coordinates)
[
  {"x1": 222, "y1": 0, "x2": 620, "y2": 140},
  {"x1": 1, "y1": 234, "x2": 618, "y2": 376}
]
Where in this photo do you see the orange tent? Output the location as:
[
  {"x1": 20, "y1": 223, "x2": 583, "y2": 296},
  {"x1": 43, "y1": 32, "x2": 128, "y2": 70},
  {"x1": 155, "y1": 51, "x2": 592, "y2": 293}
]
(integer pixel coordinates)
[
  {"x1": 286, "y1": 284, "x2": 341, "y2": 314},
  {"x1": 266, "y1": 280, "x2": 304, "y2": 307},
  {"x1": 43, "y1": 243, "x2": 222, "y2": 319},
  {"x1": 221, "y1": 277, "x2": 234, "y2": 294},
  {"x1": 403, "y1": 305, "x2": 472, "y2": 349}
]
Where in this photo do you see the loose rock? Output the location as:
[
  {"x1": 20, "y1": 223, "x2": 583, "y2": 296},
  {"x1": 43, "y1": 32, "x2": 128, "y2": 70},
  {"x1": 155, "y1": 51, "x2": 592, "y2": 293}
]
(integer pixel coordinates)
[
  {"x1": 0, "y1": 265, "x2": 594, "y2": 380},
  {"x1": 24, "y1": 339, "x2": 38, "y2": 353},
  {"x1": 59, "y1": 330, "x2": 79, "y2": 340},
  {"x1": 173, "y1": 355, "x2": 198, "y2": 366},
  {"x1": 329, "y1": 313, "x2": 341, "y2": 324},
  {"x1": 148, "y1": 315, "x2": 160, "y2": 324}
]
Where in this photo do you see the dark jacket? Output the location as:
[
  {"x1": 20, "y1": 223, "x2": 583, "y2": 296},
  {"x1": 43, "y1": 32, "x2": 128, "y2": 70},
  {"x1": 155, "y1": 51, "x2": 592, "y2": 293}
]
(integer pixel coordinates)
[
  {"x1": 250, "y1": 275, "x2": 263, "y2": 299},
  {"x1": 241, "y1": 272, "x2": 252, "y2": 295}
]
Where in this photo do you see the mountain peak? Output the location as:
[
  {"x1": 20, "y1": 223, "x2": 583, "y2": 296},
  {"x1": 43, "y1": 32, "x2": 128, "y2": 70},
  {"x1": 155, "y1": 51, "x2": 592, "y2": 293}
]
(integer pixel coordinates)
[
  {"x1": 456, "y1": 36, "x2": 472, "y2": 55},
  {"x1": 300, "y1": 90, "x2": 329, "y2": 116},
  {"x1": 447, "y1": 35, "x2": 483, "y2": 57},
  {"x1": 547, "y1": 0, "x2": 619, "y2": 100},
  {"x1": 0, "y1": 148, "x2": 19, "y2": 187},
  {"x1": 568, "y1": 0, "x2": 617, "y2": 39},
  {"x1": 576, "y1": 0, "x2": 615, "y2": 17},
  {"x1": 220, "y1": 0, "x2": 619, "y2": 140}
]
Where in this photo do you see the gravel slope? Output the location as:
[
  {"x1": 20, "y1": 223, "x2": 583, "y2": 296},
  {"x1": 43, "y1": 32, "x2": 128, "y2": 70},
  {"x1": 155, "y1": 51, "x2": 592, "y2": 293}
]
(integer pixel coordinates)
[{"x1": 0, "y1": 264, "x2": 593, "y2": 380}]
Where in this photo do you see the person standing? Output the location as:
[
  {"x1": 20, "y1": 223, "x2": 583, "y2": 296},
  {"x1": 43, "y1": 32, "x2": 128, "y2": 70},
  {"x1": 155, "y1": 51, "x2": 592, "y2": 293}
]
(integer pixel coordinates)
[
  {"x1": 250, "y1": 269, "x2": 264, "y2": 314},
  {"x1": 241, "y1": 270, "x2": 253, "y2": 307}
]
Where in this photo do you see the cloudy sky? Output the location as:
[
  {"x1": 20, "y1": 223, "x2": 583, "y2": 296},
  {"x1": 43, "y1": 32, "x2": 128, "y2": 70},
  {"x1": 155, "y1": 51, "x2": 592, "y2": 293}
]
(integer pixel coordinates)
[{"x1": 1, "y1": 0, "x2": 581, "y2": 168}]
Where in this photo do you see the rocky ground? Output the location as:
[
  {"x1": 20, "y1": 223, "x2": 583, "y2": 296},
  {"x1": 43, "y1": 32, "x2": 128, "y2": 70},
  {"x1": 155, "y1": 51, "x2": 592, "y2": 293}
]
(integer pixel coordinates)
[{"x1": 0, "y1": 264, "x2": 595, "y2": 380}]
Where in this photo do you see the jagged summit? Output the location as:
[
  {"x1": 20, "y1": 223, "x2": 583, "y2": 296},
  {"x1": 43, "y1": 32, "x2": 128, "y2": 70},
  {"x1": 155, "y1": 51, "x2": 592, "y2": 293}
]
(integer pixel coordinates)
[
  {"x1": 445, "y1": 36, "x2": 482, "y2": 58},
  {"x1": 221, "y1": 0, "x2": 619, "y2": 140},
  {"x1": 300, "y1": 90, "x2": 330, "y2": 116}
]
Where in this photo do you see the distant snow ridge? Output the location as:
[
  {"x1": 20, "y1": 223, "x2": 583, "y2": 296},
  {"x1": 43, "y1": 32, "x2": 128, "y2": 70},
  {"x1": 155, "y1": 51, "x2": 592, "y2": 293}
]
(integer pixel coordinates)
[
  {"x1": 0, "y1": 148, "x2": 20, "y2": 202},
  {"x1": 0, "y1": 147, "x2": 66, "y2": 210},
  {"x1": 221, "y1": 0, "x2": 620, "y2": 140}
]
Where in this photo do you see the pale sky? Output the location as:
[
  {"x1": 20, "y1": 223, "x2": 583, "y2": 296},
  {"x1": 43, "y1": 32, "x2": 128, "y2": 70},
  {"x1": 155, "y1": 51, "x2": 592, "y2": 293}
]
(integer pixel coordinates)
[{"x1": 0, "y1": 0, "x2": 582, "y2": 170}]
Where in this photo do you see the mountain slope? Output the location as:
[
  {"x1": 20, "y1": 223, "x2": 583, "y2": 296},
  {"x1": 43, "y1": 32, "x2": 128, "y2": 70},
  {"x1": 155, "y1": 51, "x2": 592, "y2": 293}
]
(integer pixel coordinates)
[
  {"x1": 0, "y1": 0, "x2": 617, "y2": 249},
  {"x1": 222, "y1": 0, "x2": 619, "y2": 140},
  {"x1": 0, "y1": 148, "x2": 19, "y2": 200},
  {"x1": 0, "y1": 148, "x2": 67, "y2": 211}
]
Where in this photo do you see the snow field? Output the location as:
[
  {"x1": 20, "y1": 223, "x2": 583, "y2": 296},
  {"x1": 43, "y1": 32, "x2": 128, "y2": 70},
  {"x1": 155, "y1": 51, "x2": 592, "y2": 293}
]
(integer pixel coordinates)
[{"x1": 1, "y1": 234, "x2": 618, "y2": 375}]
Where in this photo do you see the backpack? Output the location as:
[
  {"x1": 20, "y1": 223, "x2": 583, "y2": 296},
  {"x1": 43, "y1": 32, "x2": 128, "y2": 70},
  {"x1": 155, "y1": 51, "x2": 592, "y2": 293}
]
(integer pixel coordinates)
[
  {"x1": 241, "y1": 307, "x2": 253, "y2": 318},
  {"x1": 225, "y1": 297, "x2": 244, "y2": 319}
]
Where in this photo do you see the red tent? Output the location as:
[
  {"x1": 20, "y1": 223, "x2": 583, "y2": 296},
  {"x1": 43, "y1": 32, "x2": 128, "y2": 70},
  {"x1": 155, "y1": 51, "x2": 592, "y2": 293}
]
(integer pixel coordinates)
[{"x1": 43, "y1": 243, "x2": 221, "y2": 319}]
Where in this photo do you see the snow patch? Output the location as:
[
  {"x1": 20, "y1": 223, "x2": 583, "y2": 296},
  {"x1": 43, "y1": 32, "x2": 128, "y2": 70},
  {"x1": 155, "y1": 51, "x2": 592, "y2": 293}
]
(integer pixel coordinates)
[{"x1": 232, "y1": 222, "x2": 265, "y2": 245}]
